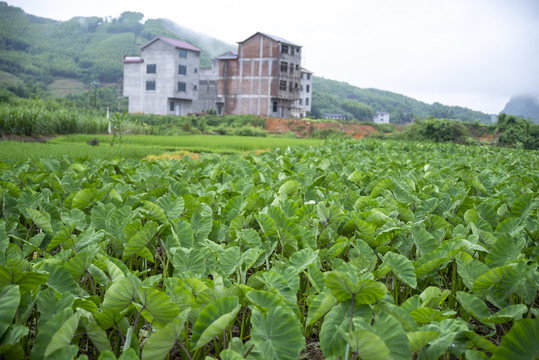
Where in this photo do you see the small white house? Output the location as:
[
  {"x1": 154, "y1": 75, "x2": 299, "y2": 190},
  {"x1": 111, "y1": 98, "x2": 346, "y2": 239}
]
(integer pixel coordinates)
[{"x1": 373, "y1": 111, "x2": 390, "y2": 124}]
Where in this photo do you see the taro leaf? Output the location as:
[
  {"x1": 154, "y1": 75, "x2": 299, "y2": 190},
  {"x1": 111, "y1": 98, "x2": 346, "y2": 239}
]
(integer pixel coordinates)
[
  {"x1": 246, "y1": 289, "x2": 283, "y2": 312},
  {"x1": 325, "y1": 271, "x2": 386, "y2": 304},
  {"x1": 123, "y1": 220, "x2": 158, "y2": 259},
  {"x1": 26, "y1": 208, "x2": 53, "y2": 234},
  {"x1": 483, "y1": 304, "x2": 528, "y2": 324},
  {"x1": 75, "y1": 228, "x2": 106, "y2": 251},
  {"x1": 136, "y1": 286, "x2": 181, "y2": 326},
  {"x1": 288, "y1": 248, "x2": 319, "y2": 273},
  {"x1": 338, "y1": 328, "x2": 390, "y2": 360},
  {"x1": 98, "y1": 348, "x2": 139, "y2": 360},
  {"x1": 464, "y1": 331, "x2": 498, "y2": 354},
  {"x1": 492, "y1": 318, "x2": 539, "y2": 360},
  {"x1": 141, "y1": 309, "x2": 189, "y2": 360},
  {"x1": 472, "y1": 264, "x2": 516, "y2": 292},
  {"x1": 278, "y1": 180, "x2": 300, "y2": 196},
  {"x1": 250, "y1": 306, "x2": 305, "y2": 360},
  {"x1": 319, "y1": 301, "x2": 372, "y2": 359},
  {"x1": 238, "y1": 228, "x2": 262, "y2": 247},
  {"x1": 410, "y1": 307, "x2": 445, "y2": 325},
  {"x1": 219, "y1": 349, "x2": 246, "y2": 360},
  {"x1": 485, "y1": 233, "x2": 525, "y2": 268},
  {"x1": 411, "y1": 223, "x2": 438, "y2": 255},
  {"x1": 306, "y1": 288, "x2": 337, "y2": 326},
  {"x1": 0, "y1": 263, "x2": 49, "y2": 295},
  {"x1": 456, "y1": 291, "x2": 491, "y2": 323},
  {"x1": 44, "y1": 310, "x2": 81, "y2": 357},
  {"x1": 218, "y1": 246, "x2": 242, "y2": 276},
  {"x1": 261, "y1": 270, "x2": 297, "y2": 304},
  {"x1": 72, "y1": 188, "x2": 98, "y2": 210},
  {"x1": 47, "y1": 224, "x2": 76, "y2": 251},
  {"x1": 407, "y1": 331, "x2": 440, "y2": 353},
  {"x1": 38, "y1": 262, "x2": 80, "y2": 296},
  {"x1": 383, "y1": 251, "x2": 417, "y2": 289},
  {"x1": 102, "y1": 276, "x2": 141, "y2": 311},
  {"x1": 31, "y1": 307, "x2": 73, "y2": 360},
  {"x1": 36, "y1": 288, "x2": 74, "y2": 323},
  {"x1": 191, "y1": 296, "x2": 240, "y2": 349},
  {"x1": 172, "y1": 218, "x2": 194, "y2": 248},
  {"x1": 465, "y1": 349, "x2": 490, "y2": 360},
  {"x1": 191, "y1": 204, "x2": 213, "y2": 242},
  {"x1": 141, "y1": 200, "x2": 168, "y2": 224},
  {"x1": 419, "y1": 318, "x2": 468, "y2": 360},
  {"x1": 80, "y1": 309, "x2": 112, "y2": 353},
  {"x1": 510, "y1": 193, "x2": 536, "y2": 219},
  {"x1": 0, "y1": 285, "x2": 20, "y2": 339},
  {"x1": 456, "y1": 256, "x2": 489, "y2": 291},
  {"x1": 61, "y1": 208, "x2": 87, "y2": 231},
  {"x1": 172, "y1": 247, "x2": 207, "y2": 278},
  {"x1": 369, "y1": 312, "x2": 411, "y2": 360}
]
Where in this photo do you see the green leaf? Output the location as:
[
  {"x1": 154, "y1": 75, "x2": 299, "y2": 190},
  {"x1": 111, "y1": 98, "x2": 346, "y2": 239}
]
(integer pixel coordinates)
[
  {"x1": 44, "y1": 310, "x2": 81, "y2": 357},
  {"x1": 172, "y1": 247, "x2": 207, "y2": 278},
  {"x1": 72, "y1": 188, "x2": 98, "y2": 210},
  {"x1": 141, "y1": 310, "x2": 189, "y2": 360},
  {"x1": 288, "y1": 248, "x2": 319, "y2": 273},
  {"x1": 123, "y1": 221, "x2": 158, "y2": 259},
  {"x1": 456, "y1": 291, "x2": 491, "y2": 322},
  {"x1": 278, "y1": 180, "x2": 300, "y2": 196},
  {"x1": 319, "y1": 301, "x2": 371, "y2": 358},
  {"x1": 250, "y1": 306, "x2": 305, "y2": 360},
  {"x1": 339, "y1": 329, "x2": 390, "y2": 360},
  {"x1": 484, "y1": 304, "x2": 528, "y2": 324},
  {"x1": 26, "y1": 208, "x2": 53, "y2": 234},
  {"x1": 325, "y1": 271, "x2": 386, "y2": 304},
  {"x1": 0, "y1": 285, "x2": 20, "y2": 339},
  {"x1": 191, "y1": 296, "x2": 240, "y2": 349},
  {"x1": 142, "y1": 200, "x2": 169, "y2": 224},
  {"x1": 472, "y1": 264, "x2": 516, "y2": 292},
  {"x1": 102, "y1": 276, "x2": 140, "y2": 311},
  {"x1": 47, "y1": 224, "x2": 76, "y2": 251},
  {"x1": 510, "y1": 193, "x2": 536, "y2": 219},
  {"x1": 383, "y1": 251, "x2": 417, "y2": 289},
  {"x1": 246, "y1": 290, "x2": 283, "y2": 312},
  {"x1": 306, "y1": 288, "x2": 337, "y2": 326},
  {"x1": 492, "y1": 319, "x2": 539, "y2": 360},
  {"x1": 136, "y1": 286, "x2": 180, "y2": 326},
  {"x1": 32, "y1": 307, "x2": 73, "y2": 360},
  {"x1": 80, "y1": 310, "x2": 113, "y2": 353},
  {"x1": 411, "y1": 223, "x2": 438, "y2": 255},
  {"x1": 407, "y1": 331, "x2": 440, "y2": 352}
]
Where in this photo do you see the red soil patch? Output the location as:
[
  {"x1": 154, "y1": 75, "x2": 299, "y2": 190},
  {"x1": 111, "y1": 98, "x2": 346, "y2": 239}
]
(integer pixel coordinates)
[{"x1": 265, "y1": 117, "x2": 377, "y2": 139}]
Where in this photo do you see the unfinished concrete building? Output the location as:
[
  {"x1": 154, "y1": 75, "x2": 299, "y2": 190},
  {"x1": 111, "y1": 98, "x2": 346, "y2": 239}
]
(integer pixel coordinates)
[
  {"x1": 122, "y1": 32, "x2": 311, "y2": 118},
  {"x1": 122, "y1": 37, "x2": 201, "y2": 115},
  {"x1": 217, "y1": 32, "x2": 306, "y2": 118}
]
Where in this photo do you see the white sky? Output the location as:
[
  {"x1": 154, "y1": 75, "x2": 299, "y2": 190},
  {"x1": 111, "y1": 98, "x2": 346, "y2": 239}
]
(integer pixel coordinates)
[{"x1": 7, "y1": 0, "x2": 539, "y2": 114}]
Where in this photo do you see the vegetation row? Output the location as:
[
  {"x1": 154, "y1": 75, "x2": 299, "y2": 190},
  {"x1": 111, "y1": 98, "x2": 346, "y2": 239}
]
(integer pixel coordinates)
[{"x1": 0, "y1": 139, "x2": 537, "y2": 359}]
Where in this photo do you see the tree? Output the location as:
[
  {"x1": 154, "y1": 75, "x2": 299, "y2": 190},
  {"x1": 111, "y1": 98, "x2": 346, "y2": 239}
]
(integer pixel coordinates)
[{"x1": 341, "y1": 99, "x2": 373, "y2": 121}]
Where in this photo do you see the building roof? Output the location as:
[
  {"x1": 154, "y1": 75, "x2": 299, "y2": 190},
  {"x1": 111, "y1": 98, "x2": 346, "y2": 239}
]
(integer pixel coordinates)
[
  {"x1": 216, "y1": 51, "x2": 238, "y2": 60},
  {"x1": 301, "y1": 67, "x2": 313, "y2": 74},
  {"x1": 122, "y1": 56, "x2": 143, "y2": 63},
  {"x1": 239, "y1": 32, "x2": 301, "y2": 47},
  {"x1": 141, "y1": 36, "x2": 201, "y2": 52}
]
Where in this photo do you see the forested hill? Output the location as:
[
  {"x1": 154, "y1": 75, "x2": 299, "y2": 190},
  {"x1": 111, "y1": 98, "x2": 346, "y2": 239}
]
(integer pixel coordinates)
[
  {"x1": 0, "y1": 1, "x2": 491, "y2": 122},
  {"x1": 311, "y1": 77, "x2": 492, "y2": 123},
  {"x1": 0, "y1": 2, "x2": 235, "y2": 85}
]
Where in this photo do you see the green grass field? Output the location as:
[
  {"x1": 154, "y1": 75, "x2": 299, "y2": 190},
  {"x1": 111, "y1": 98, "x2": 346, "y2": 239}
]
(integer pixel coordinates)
[{"x1": 0, "y1": 134, "x2": 325, "y2": 162}]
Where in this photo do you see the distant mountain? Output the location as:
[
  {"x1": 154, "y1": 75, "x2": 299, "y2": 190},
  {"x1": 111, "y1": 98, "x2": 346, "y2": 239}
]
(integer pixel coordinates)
[
  {"x1": 502, "y1": 95, "x2": 539, "y2": 124},
  {"x1": 0, "y1": 1, "x2": 492, "y2": 122}
]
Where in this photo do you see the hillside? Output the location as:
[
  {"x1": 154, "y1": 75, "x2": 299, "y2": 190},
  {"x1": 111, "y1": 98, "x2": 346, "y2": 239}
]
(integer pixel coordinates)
[
  {"x1": 502, "y1": 94, "x2": 539, "y2": 124},
  {"x1": 311, "y1": 77, "x2": 492, "y2": 123},
  {"x1": 0, "y1": 2, "x2": 492, "y2": 122}
]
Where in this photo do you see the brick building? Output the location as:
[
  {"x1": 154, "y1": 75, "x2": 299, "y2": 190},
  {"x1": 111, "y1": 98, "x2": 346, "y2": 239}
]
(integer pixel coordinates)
[
  {"x1": 122, "y1": 33, "x2": 311, "y2": 118},
  {"x1": 217, "y1": 32, "x2": 308, "y2": 118}
]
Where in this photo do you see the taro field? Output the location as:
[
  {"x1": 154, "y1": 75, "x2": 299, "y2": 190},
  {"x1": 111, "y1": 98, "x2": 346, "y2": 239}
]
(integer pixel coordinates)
[{"x1": 0, "y1": 139, "x2": 537, "y2": 360}]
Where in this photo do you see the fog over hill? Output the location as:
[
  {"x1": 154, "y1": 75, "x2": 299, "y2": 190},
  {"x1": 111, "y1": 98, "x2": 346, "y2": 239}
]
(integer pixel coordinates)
[{"x1": 502, "y1": 94, "x2": 539, "y2": 124}]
